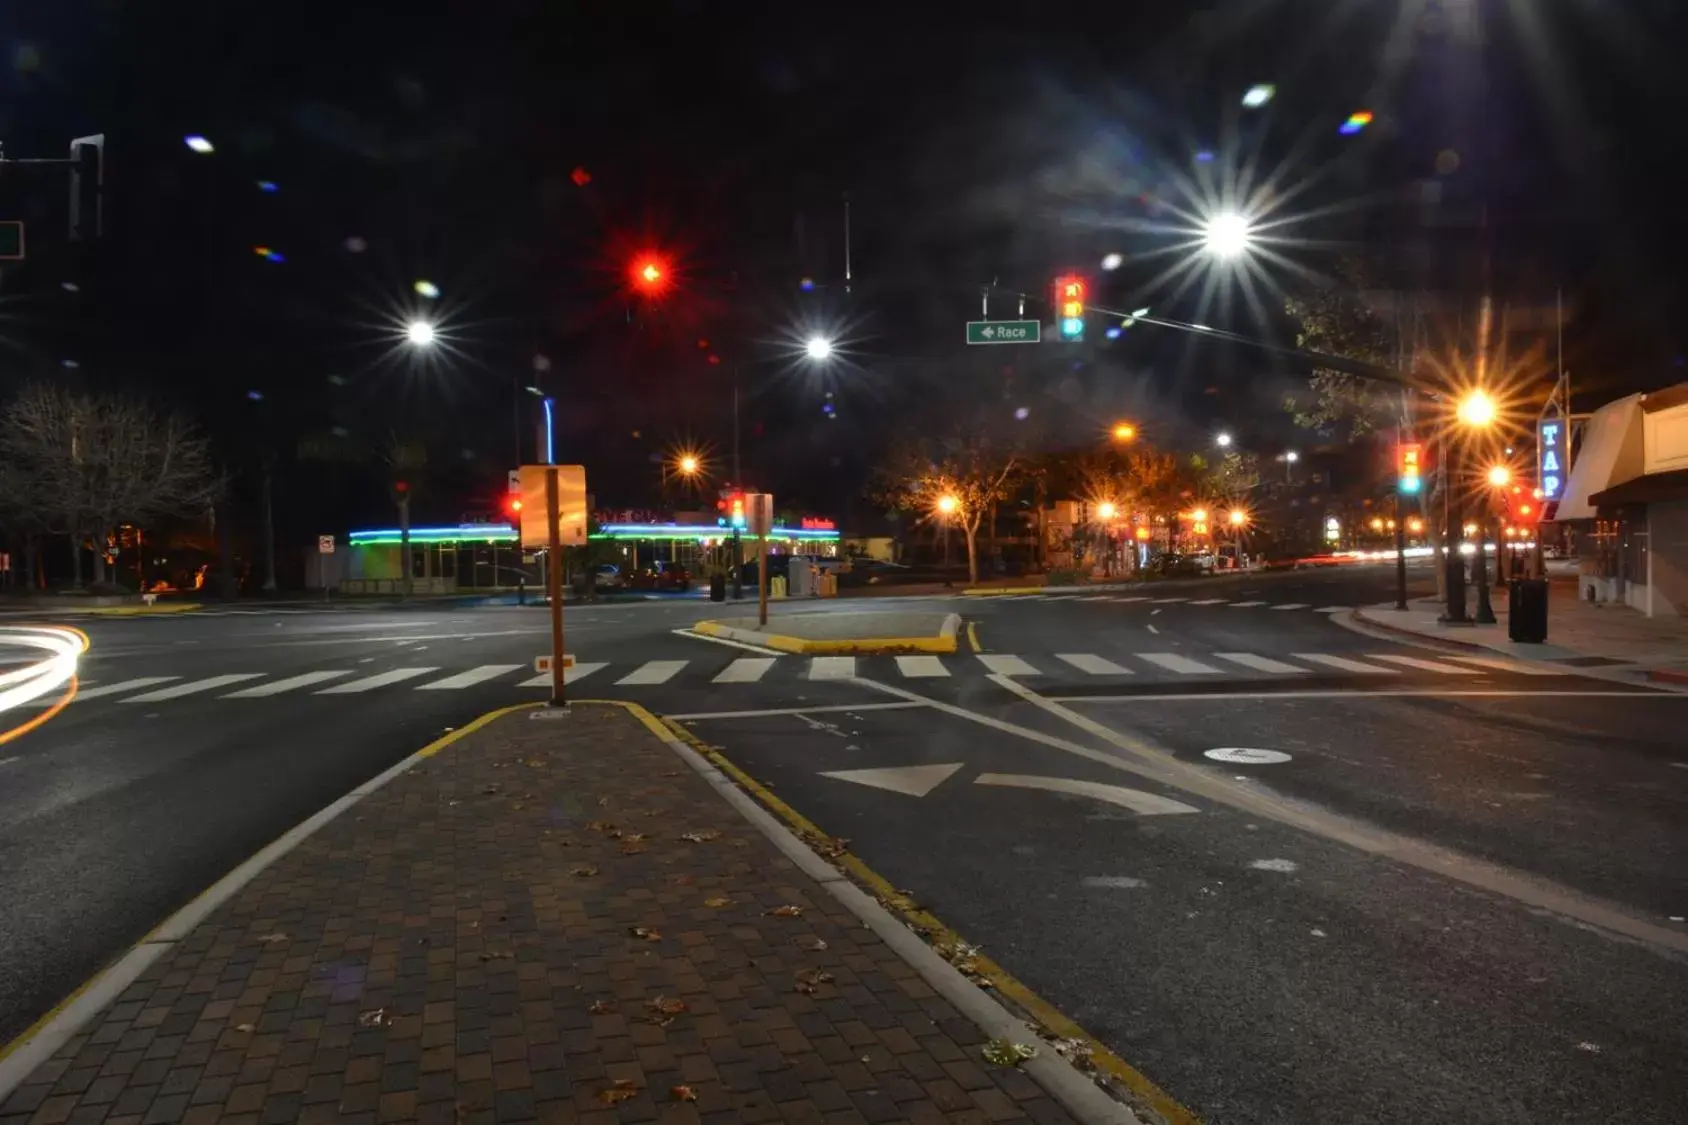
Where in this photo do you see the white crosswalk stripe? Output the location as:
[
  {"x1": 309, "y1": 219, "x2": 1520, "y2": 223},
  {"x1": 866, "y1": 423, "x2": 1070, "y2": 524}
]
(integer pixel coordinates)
[
  {"x1": 1365, "y1": 653, "x2": 1479, "y2": 674},
  {"x1": 518, "y1": 662, "x2": 607, "y2": 687},
  {"x1": 1292, "y1": 653, "x2": 1400, "y2": 674},
  {"x1": 1215, "y1": 653, "x2": 1307, "y2": 674},
  {"x1": 124, "y1": 674, "x2": 267, "y2": 702},
  {"x1": 713, "y1": 657, "x2": 777, "y2": 683},
  {"x1": 894, "y1": 655, "x2": 950, "y2": 678},
  {"x1": 1151, "y1": 597, "x2": 1188, "y2": 604},
  {"x1": 808, "y1": 656, "x2": 857, "y2": 680},
  {"x1": 1269, "y1": 603, "x2": 1310, "y2": 610},
  {"x1": 1056, "y1": 653, "x2": 1132, "y2": 676},
  {"x1": 1044, "y1": 595, "x2": 1084, "y2": 601},
  {"x1": 976, "y1": 654, "x2": 1040, "y2": 676},
  {"x1": 1137, "y1": 653, "x2": 1223, "y2": 675},
  {"x1": 72, "y1": 676, "x2": 179, "y2": 701},
  {"x1": 317, "y1": 667, "x2": 439, "y2": 694},
  {"x1": 418, "y1": 664, "x2": 526, "y2": 690},
  {"x1": 1444, "y1": 655, "x2": 1568, "y2": 676},
  {"x1": 224, "y1": 671, "x2": 352, "y2": 697},
  {"x1": 1186, "y1": 598, "x2": 1229, "y2": 605},
  {"x1": 616, "y1": 660, "x2": 688, "y2": 686},
  {"x1": 1229, "y1": 600, "x2": 1266, "y2": 607},
  {"x1": 1110, "y1": 596, "x2": 1152, "y2": 603},
  {"x1": 1315, "y1": 606, "x2": 1349, "y2": 613}
]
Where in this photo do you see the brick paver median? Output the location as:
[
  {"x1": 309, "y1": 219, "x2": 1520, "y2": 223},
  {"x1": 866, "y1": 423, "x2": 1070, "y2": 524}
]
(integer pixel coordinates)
[{"x1": 0, "y1": 703, "x2": 1081, "y2": 1125}]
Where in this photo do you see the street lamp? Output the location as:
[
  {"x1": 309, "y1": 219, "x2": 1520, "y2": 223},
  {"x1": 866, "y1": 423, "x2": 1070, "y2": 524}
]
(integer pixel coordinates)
[
  {"x1": 1457, "y1": 390, "x2": 1497, "y2": 428},
  {"x1": 1486, "y1": 464, "x2": 1510, "y2": 488},
  {"x1": 183, "y1": 134, "x2": 215, "y2": 154},
  {"x1": 936, "y1": 494, "x2": 959, "y2": 515},
  {"x1": 1448, "y1": 388, "x2": 1501, "y2": 624},
  {"x1": 1215, "y1": 431, "x2": 1233, "y2": 448},
  {"x1": 1097, "y1": 501, "x2": 1118, "y2": 521},
  {"x1": 677, "y1": 454, "x2": 701, "y2": 476},
  {"x1": 1202, "y1": 212, "x2": 1255, "y2": 260},
  {"x1": 804, "y1": 335, "x2": 834, "y2": 361},
  {"x1": 405, "y1": 320, "x2": 436, "y2": 347},
  {"x1": 1111, "y1": 421, "x2": 1137, "y2": 443}
]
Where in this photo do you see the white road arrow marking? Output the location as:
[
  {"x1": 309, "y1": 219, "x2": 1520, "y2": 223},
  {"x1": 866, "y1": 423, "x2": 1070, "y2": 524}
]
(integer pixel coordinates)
[
  {"x1": 973, "y1": 773, "x2": 1198, "y2": 815},
  {"x1": 819, "y1": 763, "x2": 964, "y2": 797}
]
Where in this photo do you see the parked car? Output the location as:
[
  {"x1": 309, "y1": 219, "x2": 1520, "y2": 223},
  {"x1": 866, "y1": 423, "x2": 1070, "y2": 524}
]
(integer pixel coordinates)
[
  {"x1": 592, "y1": 563, "x2": 624, "y2": 590},
  {"x1": 627, "y1": 561, "x2": 692, "y2": 591},
  {"x1": 1153, "y1": 553, "x2": 1213, "y2": 577}
]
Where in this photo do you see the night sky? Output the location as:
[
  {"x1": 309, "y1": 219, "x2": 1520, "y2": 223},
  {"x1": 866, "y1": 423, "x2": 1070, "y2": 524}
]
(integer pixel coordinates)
[{"x1": 3, "y1": 0, "x2": 1687, "y2": 550}]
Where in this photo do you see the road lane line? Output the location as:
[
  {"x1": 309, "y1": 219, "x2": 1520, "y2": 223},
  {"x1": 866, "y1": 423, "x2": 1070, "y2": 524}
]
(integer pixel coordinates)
[
  {"x1": 223, "y1": 671, "x2": 353, "y2": 697},
  {"x1": 894, "y1": 655, "x2": 950, "y2": 678},
  {"x1": 1367, "y1": 653, "x2": 1481, "y2": 674},
  {"x1": 1292, "y1": 653, "x2": 1400, "y2": 674},
  {"x1": 975, "y1": 654, "x2": 1039, "y2": 676},
  {"x1": 1444, "y1": 655, "x2": 1568, "y2": 676},
  {"x1": 1228, "y1": 600, "x2": 1266, "y2": 607},
  {"x1": 615, "y1": 660, "x2": 688, "y2": 686},
  {"x1": 807, "y1": 656, "x2": 857, "y2": 680},
  {"x1": 1315, "y1": 605, "x2": 1349, "y2": 613},
  {"x1": 123, "y1": 674, "x2": 266, "y2": 702},
  {"x1": 1214, "y1": 653, "x2": 1308, "y2": 674},
  {"x1": 316, "y1": 667, "x2": 440, "y2": 694},
  {"x1": 518, "y1": 662, "x2": 606, "y2": 687},
  {"x1": 1269, "y1": 603, "x2": 1310, "y2": 610},
  {"x1": 713, "y1": 657, "x2": 778, "y2": 683},
  {"x1": 70, "y1": 676, "x2": 179, "y2": 701},
  {"x1": 1136, "y1": 653, "x2": 1223, "y2": 675},
  {"x1": 1056, "y1": 653, "x2": 1132, "y2": 676},
  {"x1": 416, "y1": 664, "x2": 526, "y2": 690},
  {"x1": 1110, "y1": 596, "x2": 1152, "y2": 603},
  {"x1": 1186, "y1": 598, "x2": 1228, "y2": 605},
  {"x1": 668, "y1": 700, "x2": 925, "y2": 721},
  {"x1": 1150, "y1": 597, "x2": 1187, "y2": 604},
  {"x1": 975, "y1": 773, "x2": 1197, "y2": 816}
]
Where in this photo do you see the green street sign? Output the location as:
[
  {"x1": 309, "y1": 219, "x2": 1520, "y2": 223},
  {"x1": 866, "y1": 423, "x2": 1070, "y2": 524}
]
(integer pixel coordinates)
[
  {"x1": 0, "y1": 222, "x2": 23, "y2": 261},
  {"x1": 966, "y1": 319, "x2": 1040, "y2": 345}
]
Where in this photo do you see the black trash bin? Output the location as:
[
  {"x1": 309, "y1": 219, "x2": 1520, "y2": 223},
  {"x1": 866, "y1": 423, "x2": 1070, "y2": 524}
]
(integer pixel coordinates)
[
  {"x1": 1508, "y1": 578, "x2": 1548, "y2": 643},
  {"x1": 709, "y1": 573, "x2": 726, "y2": 602}
]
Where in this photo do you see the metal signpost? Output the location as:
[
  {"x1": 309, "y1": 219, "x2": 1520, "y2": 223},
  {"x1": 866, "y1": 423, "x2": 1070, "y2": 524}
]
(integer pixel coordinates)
[
  {"x1": 965, "y1": 320, "x2": 1041, "y2": 345},
  {"x1": 747, "y1": 493, "x2": 774, "y2": 626},
  {"x1": 317, "y1": 535, "x2": 335, "y2": 602},
  {"x1": 518, "y1": 464, "x2": 588, "y2": 707}
]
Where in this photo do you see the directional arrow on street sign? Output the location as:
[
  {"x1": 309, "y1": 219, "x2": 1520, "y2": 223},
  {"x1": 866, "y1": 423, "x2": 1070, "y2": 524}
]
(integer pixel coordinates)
[
  {"x1": 819, "y1": 763, "x2": 963, "y2": 797},
  {"x1": 818, "y1": 764, "x2": 1198, "y2": 815}
]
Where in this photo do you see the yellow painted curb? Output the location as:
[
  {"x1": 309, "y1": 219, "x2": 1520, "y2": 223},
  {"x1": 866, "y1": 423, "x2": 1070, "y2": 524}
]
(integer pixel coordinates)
[
  {"x1": 693, "y1": 619, "x2": 957, "y2": 655},
  {"x1": 658, "y1": 713, "x2": 1200, "y2": 1125},
  {"x1": 80, "y1": 602, "x2": 203, "y2": 616},
  {"x1": 960, "y1": 586, "x2": 1044, "y2": 597}
]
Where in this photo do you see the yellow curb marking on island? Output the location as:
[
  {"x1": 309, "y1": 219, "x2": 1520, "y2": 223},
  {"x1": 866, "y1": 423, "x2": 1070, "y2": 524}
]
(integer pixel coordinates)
[
  {"x1": 967, "y1": 621, "x2": 981, "y2": 653},
  {"x1": 653, "y1": 710, "x2": 1200, "y2": 1125}
]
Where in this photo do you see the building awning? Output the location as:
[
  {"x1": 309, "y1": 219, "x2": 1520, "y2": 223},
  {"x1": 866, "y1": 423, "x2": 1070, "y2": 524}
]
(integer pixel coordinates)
[
  {"x1": 1553, "y1": 393, "x2": 1646, "y2": 520},
  {"x1": 1589, "y1": 468, "x2": 1688, "y2": 508}
]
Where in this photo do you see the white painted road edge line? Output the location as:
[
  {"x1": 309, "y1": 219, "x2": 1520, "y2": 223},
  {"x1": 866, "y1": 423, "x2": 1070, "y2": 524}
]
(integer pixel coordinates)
[
  {"x1": 670, "y1": 700, "x2": 928, "y2": 722},
  {"x1": 656, "y1": 726, "x2": 1141, "y2": 1125},
  {"x1": 0, "y1": 720, "x2": 467, "y2": 1101},
  {"x1": 1047, "y1": 689, "x2": 1684, "y2": 702}
]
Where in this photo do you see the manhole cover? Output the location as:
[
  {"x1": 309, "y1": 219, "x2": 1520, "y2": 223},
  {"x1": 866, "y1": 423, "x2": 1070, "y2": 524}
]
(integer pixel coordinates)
[{"x1": 1204, "y1": 747, "x2": 1292, "y2": 765}]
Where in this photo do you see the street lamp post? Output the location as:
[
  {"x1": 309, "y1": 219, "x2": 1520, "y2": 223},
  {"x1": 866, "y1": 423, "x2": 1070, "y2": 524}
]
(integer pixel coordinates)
[{"x1": 1441, "y1": 390, "x2": 1498, "y2": 625}]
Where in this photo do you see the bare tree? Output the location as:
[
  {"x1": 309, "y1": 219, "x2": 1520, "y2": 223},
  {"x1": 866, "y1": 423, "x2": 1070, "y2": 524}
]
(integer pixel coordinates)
[
  {"x1": 0, "y1": 385, "x2": 222, "y2": 588},
  {"x1": 875, "y1": 422, "x2": 1022, "y2": 585}
]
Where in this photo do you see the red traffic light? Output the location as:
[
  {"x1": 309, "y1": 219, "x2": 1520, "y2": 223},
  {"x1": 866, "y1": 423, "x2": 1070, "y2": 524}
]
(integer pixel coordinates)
[{"x1": 630, "y1": 254, "x2": 670, "y2": 294}]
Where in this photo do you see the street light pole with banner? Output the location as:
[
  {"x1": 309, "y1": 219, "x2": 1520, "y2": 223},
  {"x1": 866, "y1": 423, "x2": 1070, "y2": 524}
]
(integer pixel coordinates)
[{"x1": 518, "y1": 464, "x2": 587, "y2": 706}]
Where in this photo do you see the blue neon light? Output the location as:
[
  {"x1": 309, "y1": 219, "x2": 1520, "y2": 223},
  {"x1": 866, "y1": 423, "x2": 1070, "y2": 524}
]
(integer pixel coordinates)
[{"x1": 542, "y1": 397, "x2": 555, "y2": 463}]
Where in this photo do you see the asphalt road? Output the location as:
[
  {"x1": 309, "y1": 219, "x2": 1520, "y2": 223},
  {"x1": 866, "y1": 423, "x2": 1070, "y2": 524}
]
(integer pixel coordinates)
[{"x1": 2, "y1": 565, "x2": 1684, "y2": 1124}]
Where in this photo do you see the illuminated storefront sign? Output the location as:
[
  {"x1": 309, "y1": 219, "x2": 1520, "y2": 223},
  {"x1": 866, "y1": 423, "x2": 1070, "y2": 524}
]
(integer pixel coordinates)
[{"x1": 1538, "y1": 417, "x2": 1567, "y2": 501}]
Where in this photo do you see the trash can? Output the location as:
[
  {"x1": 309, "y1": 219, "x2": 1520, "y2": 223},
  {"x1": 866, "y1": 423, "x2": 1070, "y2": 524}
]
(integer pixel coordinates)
[
  {"x1": 1508, "y1": 578, "x2": 1548, "y2": 643},
  {"x1": 709, "y1": 573, "x2": 726, "y2": 602}
]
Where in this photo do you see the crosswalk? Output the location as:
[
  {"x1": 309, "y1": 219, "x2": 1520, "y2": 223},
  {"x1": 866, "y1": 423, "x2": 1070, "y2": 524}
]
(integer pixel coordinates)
[{"x1": 57, "y1": 649, "x2": 1570, "y2": 707}]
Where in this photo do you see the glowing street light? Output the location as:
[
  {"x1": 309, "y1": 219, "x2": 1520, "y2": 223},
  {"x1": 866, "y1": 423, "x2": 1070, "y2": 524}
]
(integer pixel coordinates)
[
  {"x1": 804, "y1": 336, "x2": 834, "y2": 361},
  {"x1": 677, "y1": 454, "x2": 701, "y2": 476},
  {"x1": 183, "y1": 135, "x2": 214, "y2": 154},
  {"x1": 936, "y1": 494, "x2": 959, "y2": 516},
  {"x1": 1202, "y1": 212, "x2": 1255, "y2": 260},
  {"x1": 1215, "y1": 431, "x2": 1234, "y2": 448},
  {"x1": 1457, "y1": 389, "x2": 1497, "y2": 428},
  {"x1": 405, "y1": 320, "x2": 436, "y2": 347},
  {"x1": 1284, "y1": 450, "x2": 1299, "y2": 463},
  {"x1": 1486, "y1": 464, "x2": 1511, "y2": 487},
  {"x1": 1097, "y1": 501, "x2": 1119, "y2": 521},
  {"x1": 1241, "y1": 84, "x2": 1276, "y2": 109},
  {"x1": 1101, "y1": 252, "x2": 1123, "y2": 271},
  {"x1": 1228, "y1": 509, "x2": 1248, "y2": 528},
  {"x1": 1111, "y1": 421, "x2": 1137, "y2": 442}
]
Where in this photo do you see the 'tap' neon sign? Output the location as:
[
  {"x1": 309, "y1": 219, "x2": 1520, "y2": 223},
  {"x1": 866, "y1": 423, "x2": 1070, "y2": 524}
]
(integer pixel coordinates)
[{"x1": 1537, "y1": 418, "x2": 1567, "y2": 500}]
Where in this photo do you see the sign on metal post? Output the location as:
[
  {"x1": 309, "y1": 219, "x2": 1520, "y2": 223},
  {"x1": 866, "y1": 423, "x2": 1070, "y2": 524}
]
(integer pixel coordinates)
[
  {"x1": 746, "y1": 493, "x2": 774, "y2": 626},
  {"x1": 317, "y1": 535, "x2": 335, "y2": 555},
  {"x1": 965, "y1": 320, "x2": 1040, "y2": 345},
  {"x1": 517, "y1": 464, "x2": 587, "y2": 547},
  {"x1": 544, "y1": 468, "x2": 567, "y2": 707}
]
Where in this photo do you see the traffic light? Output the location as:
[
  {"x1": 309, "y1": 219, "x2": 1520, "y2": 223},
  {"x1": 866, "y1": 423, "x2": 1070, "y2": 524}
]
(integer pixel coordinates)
[
  {"x1": 1396, "y1": 441, "x2": 1423, "y2": 494},
  {"x1": 502, "y1": 494, "x2": 523, "y2": 522},
  {"x1": 1055, "y1": 275, "x2": 1085, "y2": 341},
  {"x1": 630, "y1": 253, "x2": 670, "y2": 295},
  {"x1": 716, "y1": 490, "x2": 747, "y2": 529}
]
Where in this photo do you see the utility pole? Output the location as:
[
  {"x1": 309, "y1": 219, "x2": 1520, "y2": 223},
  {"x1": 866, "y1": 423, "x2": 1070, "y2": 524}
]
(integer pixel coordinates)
[{"x1": 731, "y1": 373, "x2": 743, "y2": 600}]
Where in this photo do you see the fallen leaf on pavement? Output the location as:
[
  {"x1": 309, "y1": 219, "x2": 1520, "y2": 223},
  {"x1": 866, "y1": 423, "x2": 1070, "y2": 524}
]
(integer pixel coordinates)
[
  {"x1": 629, "y1": 926, "x2": 662, "y2": 941},
  {"x1": 234, "y1": 1023, "x2": 255, "y2": 1033},
  {"x1": 597, "y1": 796, "x2": 612, "y2": 807},
  {"x1": 622, "y1": 832, "x2": 648, "y2": 842},
  {"x1": 679, "y1": 829, "x2": 720, "y2": 843},
  {"x1": 588, "y1": 1000, "x2": 614, "y2": 1015},
  {"x1": 799, "y1": 937, "x2": 828, "y2": 951},
  {"x1": 619, "y1": 842, "x2": 647, "y2": 855},
  {"x1": 254, "y1": 932, "x2": 287, "y2": 943},
  {"x1": 478, "y1": 951, "x2": 514, "y2": 961},
  {"x1": 597, "y1": 1079, "x2": 638, "y2": 1105},
  {"x1": 571, "y1": 865, "x2": 599, "y2": 877},
  {"x1": 794, "y1": 968, "x2": 835, "y2": 994},
  {"x1": 672, "y1": 874, "x2": 694, "y2": 885},
  {"x1": 981, "y1": 1039, "x2": 1038, "y2": 1066},
  {"x1": 480, "y1": 785, "x2": 500, "y2": 795},
  {"x1": 765, "y1": 905, "x2": 803, "y2": 918},
  {"x1": 703, "y1": 896, "x2": 733, "y2": 908},
  {"x1": 647, "y1": 996, "x2": 687, "y2": 1016},
  {"x1": 670, "y1": 1085, "x2": 697, "y2": 1102},
  {"x1": 357, "y1": 1008, "x2": 389, "y2": 1028}
]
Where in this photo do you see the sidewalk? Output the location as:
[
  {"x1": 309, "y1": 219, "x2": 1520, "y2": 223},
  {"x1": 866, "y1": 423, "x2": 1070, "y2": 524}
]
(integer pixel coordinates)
[
  {"x1": 1354, "y1": 579, "x2": 1688, "y2": 683},
  {"x1": 0, "y1": 703, "x2": 1113, "y2": 1125}
]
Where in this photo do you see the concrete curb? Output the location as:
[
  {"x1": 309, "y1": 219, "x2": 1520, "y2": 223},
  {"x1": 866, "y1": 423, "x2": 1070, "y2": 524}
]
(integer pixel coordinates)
[
  {"x1": 0, "y1": 702, "x2": 536, "y2": 1101},
  {"x1": 693, "y1": 611, "x2": 961, "y2": 654},
  {"x1": 1348, "y1": 606, "x2": 1493, "y2": 652},
  {"x1": 623, "y1": 703, "x2": 1144, "y2": 1125}
]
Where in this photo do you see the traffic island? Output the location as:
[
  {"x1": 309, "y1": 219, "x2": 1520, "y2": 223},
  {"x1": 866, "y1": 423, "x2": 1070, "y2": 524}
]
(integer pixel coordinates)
[
  {"x1": 0, "y1": 702, "x2": 1122, "y2": 1125},
  {"x1": 694, "y1": 610, "x2": 962, "y2": 654}
]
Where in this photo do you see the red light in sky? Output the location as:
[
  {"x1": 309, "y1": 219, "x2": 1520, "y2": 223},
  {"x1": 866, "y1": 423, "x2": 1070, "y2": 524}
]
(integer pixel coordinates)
[{"x1": 631, "y1": 254, "x2": 670, "y2": 294}]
